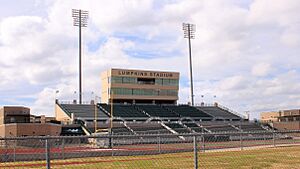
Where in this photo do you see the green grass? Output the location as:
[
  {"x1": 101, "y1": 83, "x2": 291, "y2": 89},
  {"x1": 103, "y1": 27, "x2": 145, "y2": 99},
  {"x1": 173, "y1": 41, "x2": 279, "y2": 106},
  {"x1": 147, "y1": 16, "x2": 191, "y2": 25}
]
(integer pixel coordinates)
[
  {"x1": 200, "y1": 146, "x2": 300, "y2": 169},
  {"x1": 1, "y1": 146, "x2": 300, "y2": 169}
]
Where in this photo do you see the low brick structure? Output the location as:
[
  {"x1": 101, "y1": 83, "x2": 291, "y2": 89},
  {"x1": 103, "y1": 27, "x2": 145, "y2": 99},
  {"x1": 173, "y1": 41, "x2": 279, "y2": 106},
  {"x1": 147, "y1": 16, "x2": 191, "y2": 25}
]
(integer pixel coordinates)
[{"x1": 0, "y1": 106, "x2": 61, "y2": 137}]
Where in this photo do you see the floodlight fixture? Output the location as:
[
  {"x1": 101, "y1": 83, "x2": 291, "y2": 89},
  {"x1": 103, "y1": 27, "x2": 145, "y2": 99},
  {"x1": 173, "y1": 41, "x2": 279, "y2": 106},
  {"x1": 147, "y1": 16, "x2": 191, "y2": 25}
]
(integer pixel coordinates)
[
  {"x1": 183, "y1": 23, "x2": 196, "y2": 39},
  {"x1": 72, "y1": 9, "x2": 89, "y2": 27}
]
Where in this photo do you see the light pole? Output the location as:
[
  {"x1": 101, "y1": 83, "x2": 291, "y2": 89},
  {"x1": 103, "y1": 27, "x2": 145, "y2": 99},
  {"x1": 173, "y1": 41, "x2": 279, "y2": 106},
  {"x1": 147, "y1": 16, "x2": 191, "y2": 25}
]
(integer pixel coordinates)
[
  {"x1": 72, "y1": 9, "x2": 89, "y2": 104},
  {"x1": 110, "y1": 91, "x2": 114, "y2": 132},
  {"x1": 54, "y1": 90, "x2": 59, "y2": 118},
  {"x1": 183, "y1": 23, "x2": 196, "y2": 106},
  {"x1": 55, "y1": 90, "x2": 59, "y2": 102},
  {"x1": 109, "y1": 91, "x2": 114, "y2": 148},
  {"x1": 94, "y1": 95, "x2": 101, "y2": 133},
  {"x1": 245, "y1": 111, "x2": 250, "y2": 120},
  {"x1": 213, "y1": 95, "x2": 217, "y2": 103},
  {"x1": 73, "y1": 91, "x2": 77, "y2": 104}
]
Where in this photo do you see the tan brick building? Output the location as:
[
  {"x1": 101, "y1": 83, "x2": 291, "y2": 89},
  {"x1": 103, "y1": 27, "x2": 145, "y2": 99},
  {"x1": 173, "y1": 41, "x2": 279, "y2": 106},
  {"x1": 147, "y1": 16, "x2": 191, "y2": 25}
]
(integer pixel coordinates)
[
  {"x1": 101, "y1": 68, "x2": 180, "y2": 104},
  {"x1": 261, "y1": 109, "x2": 300, "y2": 130},
  {"x1": 260, "y1": 111, "x2": 280, "y2": 123}
]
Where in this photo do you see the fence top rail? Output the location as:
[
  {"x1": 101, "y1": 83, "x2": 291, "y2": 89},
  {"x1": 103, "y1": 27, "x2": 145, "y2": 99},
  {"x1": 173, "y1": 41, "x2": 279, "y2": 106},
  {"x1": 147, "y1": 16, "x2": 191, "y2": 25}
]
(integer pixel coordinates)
[{"x1": 0, "y1": 130, "x2": 299, "y2": 140}]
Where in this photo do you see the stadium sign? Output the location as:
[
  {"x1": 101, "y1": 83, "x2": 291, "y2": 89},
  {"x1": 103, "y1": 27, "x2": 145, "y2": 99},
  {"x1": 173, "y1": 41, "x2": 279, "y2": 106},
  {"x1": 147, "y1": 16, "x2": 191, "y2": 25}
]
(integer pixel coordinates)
[{"x1": 118, "y1": 70, "x2": 174, "y2": 78}]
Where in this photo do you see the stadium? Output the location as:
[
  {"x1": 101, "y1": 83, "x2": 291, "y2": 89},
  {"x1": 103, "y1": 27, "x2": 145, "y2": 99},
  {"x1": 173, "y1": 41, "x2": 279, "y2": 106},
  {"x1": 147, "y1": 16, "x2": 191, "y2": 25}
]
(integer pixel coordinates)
[
  {"x1": 1, "y1": 68, "x2": 299, "y2": 169},
  {"x1": 1, "y1": 3, "x2": 300, "y2": 167},
  {"x1": 55, "y1": 68, "x2": 270, "y2": 139}
]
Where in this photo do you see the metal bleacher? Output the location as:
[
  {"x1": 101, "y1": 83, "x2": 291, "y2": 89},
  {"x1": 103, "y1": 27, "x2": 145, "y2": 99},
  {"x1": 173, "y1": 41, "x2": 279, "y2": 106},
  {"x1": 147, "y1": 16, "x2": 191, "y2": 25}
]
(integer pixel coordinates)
[
  {"x1": 112, "y1": 127, "x2": 133, "y2": 134},
  {"x1": 127, "y1": 123, "x2": 171, "y2": 134},
  {"x1": 99, "y1": 104, "x2": 149, "y2": 118},
  {"x1": 197, "y1": 106, "x2": 241, "y2": 120},
  {"x1": 181, "y1": 120, "x2": 205, "y2": 133},
  {"x1": 203, "y1": 124, "x2": 238, "y2": 133},
  {"x1": 165, "y1": 123, "x2": 190, "y2": 134},
  {"x1": 136, "y1": 105, "x2": 180, "y2": 118},
  {"x1": 59, "y1": 104, "x2": 108, "y2": 118},
  {"x1": 164, "y1": 105, "x2": 212, "y2": 119},
  {"x1": 237, "y1": 123, "x2": 266, "y2": 132},
  {"x1": 58, "y1": 102, "x2": 269, "y2": 137}
]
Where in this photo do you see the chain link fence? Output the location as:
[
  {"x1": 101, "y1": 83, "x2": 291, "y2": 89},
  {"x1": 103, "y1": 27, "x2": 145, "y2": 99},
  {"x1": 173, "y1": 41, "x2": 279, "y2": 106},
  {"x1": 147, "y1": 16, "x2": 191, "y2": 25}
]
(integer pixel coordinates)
[{"x1": 1, "y1": 130, "x2": 300, "y2": 168}]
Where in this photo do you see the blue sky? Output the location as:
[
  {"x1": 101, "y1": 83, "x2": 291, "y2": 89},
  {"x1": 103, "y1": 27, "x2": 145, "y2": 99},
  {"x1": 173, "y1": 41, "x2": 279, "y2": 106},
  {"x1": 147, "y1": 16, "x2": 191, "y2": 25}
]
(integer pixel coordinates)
[{"x1": 0, "y1": 0, "x2": 300, "y2": 119}]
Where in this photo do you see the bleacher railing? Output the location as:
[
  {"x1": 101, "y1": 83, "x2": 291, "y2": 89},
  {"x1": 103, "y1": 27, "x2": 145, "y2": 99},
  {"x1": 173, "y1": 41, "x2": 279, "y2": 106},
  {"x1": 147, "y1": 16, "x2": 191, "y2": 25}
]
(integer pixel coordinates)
[
  {"x1": 58, "y1": 100, "x2": 92, "y2": 105},
  {"x1": 217, "y1": 104, "x2": 247, "y2": 119}
]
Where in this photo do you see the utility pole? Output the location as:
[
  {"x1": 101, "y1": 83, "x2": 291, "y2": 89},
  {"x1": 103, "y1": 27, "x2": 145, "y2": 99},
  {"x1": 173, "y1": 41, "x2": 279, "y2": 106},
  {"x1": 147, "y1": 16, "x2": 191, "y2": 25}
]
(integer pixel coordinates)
[
  {"x1": 183, "y1": 23, "x2": 196, "y2": 106},
  {"x1": 72, "y1": 9, "x2": 89, "y2": 104}
]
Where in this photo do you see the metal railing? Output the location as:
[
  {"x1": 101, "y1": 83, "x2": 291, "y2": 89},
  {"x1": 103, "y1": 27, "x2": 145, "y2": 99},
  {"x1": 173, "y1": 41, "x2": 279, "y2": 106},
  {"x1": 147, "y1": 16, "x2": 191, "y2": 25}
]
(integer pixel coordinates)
[{"x1": 1, "y1": 130, "x2": 300, "y2": 169}]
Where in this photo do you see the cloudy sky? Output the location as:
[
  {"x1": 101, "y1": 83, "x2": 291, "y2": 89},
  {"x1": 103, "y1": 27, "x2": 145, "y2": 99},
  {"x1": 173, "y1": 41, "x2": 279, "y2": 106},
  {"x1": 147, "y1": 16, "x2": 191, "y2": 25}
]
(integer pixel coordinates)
[{"x1": 0, "y1": 0, "x2": 299, "y2": 119}]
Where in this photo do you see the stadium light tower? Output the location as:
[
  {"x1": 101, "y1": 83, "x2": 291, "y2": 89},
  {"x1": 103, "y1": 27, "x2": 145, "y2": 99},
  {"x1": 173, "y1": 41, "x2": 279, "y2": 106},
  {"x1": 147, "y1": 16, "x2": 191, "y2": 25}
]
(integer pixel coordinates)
[
  {"x1": 72, "y1": 9, "x2": 89, "y2": 104},
  {"x1": 183, "y1": 23, "x2": 196, "y2": 106}
]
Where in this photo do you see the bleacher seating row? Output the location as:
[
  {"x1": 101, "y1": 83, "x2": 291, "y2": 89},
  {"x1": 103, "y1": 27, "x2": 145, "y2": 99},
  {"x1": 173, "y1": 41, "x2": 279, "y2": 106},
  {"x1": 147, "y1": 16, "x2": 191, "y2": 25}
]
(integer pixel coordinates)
[
  {"x1": 99, "y1": 104, "x2": 148, "y2": 118},
  {"x1": 165, "y1": 105, "x2": 211, "y2": 118},
  {"x1": 198, "y1": 106, "x2": 240, "y2": 119},
  {"x1": 62, "y1": 122, "x2": 267, "y2": 136},
  {"x1": 127, "y1": 123, "x2": 171, "y2": 134},
  {"x1": 59, "y1": 104, "x2": 108, "y2": 118},
  {"x1": 59, "y1": 103, "x2": 242, "y2": 121},
  {"x1": 137, "y1": 105, "x2": 180, "y2": 117},
  {"x1": 79, "y1": 121, "x2": 266, "y2": 135},
  {"x1": 58, "y1": 103, "x2": 267, "y2": 136}
]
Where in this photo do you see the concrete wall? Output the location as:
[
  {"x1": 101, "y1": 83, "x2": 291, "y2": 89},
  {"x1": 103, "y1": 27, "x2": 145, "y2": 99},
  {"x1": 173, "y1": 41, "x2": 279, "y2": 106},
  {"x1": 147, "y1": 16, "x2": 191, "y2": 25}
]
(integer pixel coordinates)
[
  {"x1": 101, "y1": 69, "x2": 110, "y2": 103},
  {"x1": 55, "y1": 104, "x2": 71, "y2": 124},
  {"x1": 0, "y1": 124, "x2": 5, "y2": 137},
  {"x1": 0, "y1": 108, "x2": 4, "y2": 125}
]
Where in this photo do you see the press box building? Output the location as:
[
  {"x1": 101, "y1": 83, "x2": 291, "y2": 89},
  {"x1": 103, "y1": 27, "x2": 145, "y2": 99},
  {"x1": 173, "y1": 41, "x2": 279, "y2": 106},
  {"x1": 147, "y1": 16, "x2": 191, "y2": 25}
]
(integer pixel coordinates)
[{"x1": 101, "y1": 68, "x2": 180, "y2": 104}]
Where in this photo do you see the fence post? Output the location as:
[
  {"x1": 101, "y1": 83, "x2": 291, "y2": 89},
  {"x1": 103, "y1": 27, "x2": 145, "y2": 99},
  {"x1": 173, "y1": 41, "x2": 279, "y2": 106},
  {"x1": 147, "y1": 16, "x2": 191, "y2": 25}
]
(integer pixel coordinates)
[
  {"x1": 45, "y1": 139, "x2": 51, "y2": 169},
  {"x1": 240, "y1": 132, "x2": 243, "y2": 150},
  {"x1": 202, "y1": 135, "x2": 205, "y2": 153},
  {"x1": 4, "y1": 140, "x2": 7, "y2": 162},
  {"x1": 61, "y1": 138, "x2": 65, "y2": 160},
  {"x1": 111, "y1": 135, "x2": 114, "y2": 157},
  {"x1": 109, "y1": 131, "x2": 112, "y2": 149},
  {"x1": 273, "y1": 131, "x2": 276, "y2": 147},
  {"x1": 13, "y1": 141, "x2": 16, "y2": 162},
  {"x1": 157, "y1": 136, "x2": 161, "y2": 154},
  {"x1": 194, "y1": 136, "x2": 198, "y2": 169}
]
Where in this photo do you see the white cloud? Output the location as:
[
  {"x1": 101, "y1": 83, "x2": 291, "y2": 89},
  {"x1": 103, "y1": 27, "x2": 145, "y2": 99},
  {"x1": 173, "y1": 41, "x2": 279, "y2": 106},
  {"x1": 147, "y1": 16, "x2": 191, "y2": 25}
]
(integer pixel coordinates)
[
  {"x1": 219, "y1": 76, "x2": 249, "y2": 91},
  {"x1": 248, "y1": 0, "x2": 300, "y2": 26},
  {"x1": 31, "y1": 87, "x2": 56, "y2": 115},
  {"x1": 251, "y1": 62, "x2": 271, "y2": 77},
  {"x1": 89, "y1": 0, "x2": 156, "y2": 34},
  {"x1": 281, "y1": 24, "x2": 300, "y2": 46}
]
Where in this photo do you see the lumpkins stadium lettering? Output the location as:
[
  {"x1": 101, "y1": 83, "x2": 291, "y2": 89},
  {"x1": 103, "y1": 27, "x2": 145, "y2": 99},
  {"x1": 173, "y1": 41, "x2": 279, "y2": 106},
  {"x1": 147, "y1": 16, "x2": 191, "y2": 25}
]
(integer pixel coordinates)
[{"x1": 118, "y1": 70, "x2": 173, "y2": 78}]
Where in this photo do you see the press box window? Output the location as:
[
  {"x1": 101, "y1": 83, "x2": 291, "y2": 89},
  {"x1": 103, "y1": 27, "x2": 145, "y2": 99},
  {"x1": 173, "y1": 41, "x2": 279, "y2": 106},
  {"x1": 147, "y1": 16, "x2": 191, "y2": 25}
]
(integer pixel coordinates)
[
  {"x1": 137, "y1": 78, "x2": 155, "y2": 85},
  {"x1": 155, "y1": 79, "x2": 163, "y2": 85}
]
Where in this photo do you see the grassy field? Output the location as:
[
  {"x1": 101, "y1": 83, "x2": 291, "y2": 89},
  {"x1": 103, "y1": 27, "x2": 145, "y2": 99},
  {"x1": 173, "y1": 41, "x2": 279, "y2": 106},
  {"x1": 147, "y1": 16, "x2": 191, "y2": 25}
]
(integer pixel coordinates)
[{"x1": 1, "y1": 146, "x2": 300, "y2": 169}]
